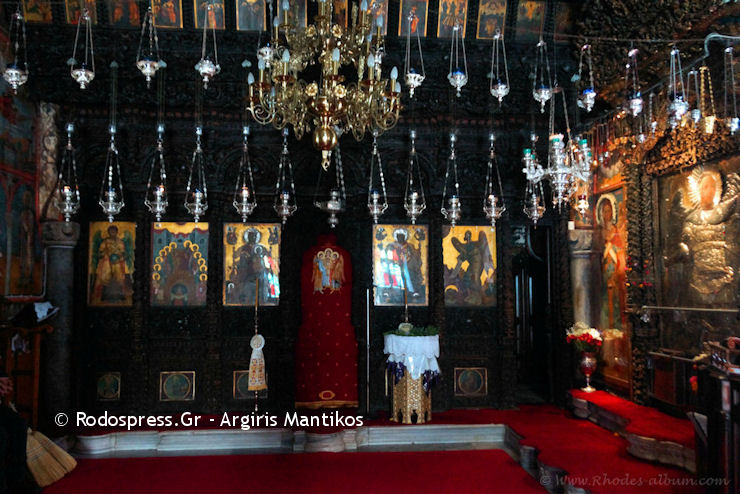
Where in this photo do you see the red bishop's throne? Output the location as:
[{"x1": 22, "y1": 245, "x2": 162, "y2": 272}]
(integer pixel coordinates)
[{"x1": 294, "y1": 234, "x2": 358, "y2": 409}]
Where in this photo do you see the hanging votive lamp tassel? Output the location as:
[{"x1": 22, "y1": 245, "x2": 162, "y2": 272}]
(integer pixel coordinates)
[
  {"x1": 625, "y1": 48, "x2": 642, "y2": 117},
  {"x1": 136, "y1": 7, "x2": 162, "y2": 88},
  {"x1": 577, "y1": 43, "x2": 596, "y2": 112},
  {"x1": 99, "y1": 62, "x2": 125, "y2": 222},
  {"x1": 447, "y1": 22, "x2": 468, "y2": 96},
  {"x1": 441, "y1": 133, "x2": 462, "y2": 226},
  {"x1": 668, "y1": 47, "x2": 688, "y2": 128},
  {"x1": 367, "y1": 131, "x2": 388, "y2": 224},
  {"x1": 489, "y1": 30, "x2": 509, "y2": 103},
  {"x1": 724, "y1": 44, "x2": 739, "y2": 134},
  {"x1": 483, "y1": 134, "x2": 506, "y2": 230},
  {"x1": 403, "y1": 7, "x2": 425, "y2": 98},
  {"x1": 3, "y1": 5, "x2": 29, "y2": 94},
  {"x1": 195, "y1": 2, "x2": 221, "y2": 89},
  {"x1": 404, "y1": 130, "x2": 426, "y2": 224},
  {"x1": 533, "y1": 38, "x2": 552, "y2": 113},
  {"x1": 699, "y1": 65, "x2": 716, "y2": 134},
  {"x1": 274, "y1": 128, "x2": 297, "y2": 225},
  {"x1": 233, "y1": 126, "x2": 257, "y2": 222},
  {"x1": 57, "y1": 123, "x2": 81, "y2": 222},
  {"x1": 69, "y1": 8, "x2": 95, "y2": 89}
]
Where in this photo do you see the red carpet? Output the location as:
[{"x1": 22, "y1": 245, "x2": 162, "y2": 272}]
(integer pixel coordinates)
[
  {"x1": 44, "y1": 449, "x2": 545, "y2": 494},
  {"x1": 570, "y1": 390, "x2": 695, "y2": 449}
]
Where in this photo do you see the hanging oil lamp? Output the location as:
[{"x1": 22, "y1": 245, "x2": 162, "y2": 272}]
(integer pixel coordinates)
[
  {"x1": 136, "y1": 7, "x2": 162, "y2": 88},
  {"x1": 314, "y1": 139, "x2": 346, "y2": 229},
  {"x1": 403, "y1": 6, "x2": 425, "y2": 98},
  {"x1": 686, "y1": 69, "x2": 701, "y2": 125},
  {"x1": 483, "y1": 134, "x2": 505, "y2": 229},
  {"x1": 184, "y1": 85, "x2": 208, "y2": 222},
  {"x1": 441, "y1": 133, "x2": 462, "y2": 225},
  {"x1": 625, "y1": 47, "x2": 642, "y2": 117},
  {"x1": 69, "y1": 8, "x2": 95, "y2": 89},
  {"x1": 577, "y1": 43, "x2": 596, "y2": 112},
  {"x1": 667, "y1": 47, "x2": 688, "y2": 128},
  {"x1": 274, "y1": 128, "x2": 297, "y2": 225},
  {"x1": 99, "y1": 62, "x2": 124, "y2": 222},
  {"x1": 404, "y1": 130, "x2": 426, "y2": 224},
  {"x1": 523, "y1": 180, "x2": 546, "y2": 226},
  {"x1": 57, "y1": 123, "x2": 80, "y2": 222},
  {"x1": 144, "y1": 69, "x2": 168, "y2": 221},
  {"x1": 489, "y1": 30, "x2": 509, "y2": 103},
  {"x1": 367, "y1": 131, "x2": 388, "y2": 223},
  {"x1": 233, "y1": 126, "x2": 257, "y2": 222},
  {"x1": 533, "y1": 38, "x2": 552, "y2": 113},
  {"x1": 724, "y1": 45, "x2": 739, "y2": 134},
  {"x1": 2, "y1": 5, "x2": 28, "y2": 94},
  {"x1": 195, "y1": 2, "x2": 221, "y2": 89},
  {"x1": 699, "y1": 65, "x2": 716, "y2": 134},
  {"x1": 447, "y1": 22, "x2": 468, "y2": 96}
]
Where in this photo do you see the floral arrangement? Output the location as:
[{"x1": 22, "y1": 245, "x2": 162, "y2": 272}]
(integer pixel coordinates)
[{"x1": 566, "y1": 322, "x2": 603, "y2": 353}]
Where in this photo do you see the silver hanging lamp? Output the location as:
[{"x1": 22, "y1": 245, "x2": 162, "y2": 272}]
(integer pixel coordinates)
[
  {"x1": 57, "y1": 122, "x2": 81, "y2": 222},
  {"x1": 482, "y1": 133, "x2": 505, "y2": 230},
  {"x1": 274, "y1": 128, "x2": 297, "y2": 225},
  {"x1": 367, "y1": 130, "x2": 388, "y2": 223},
  {"x1": 2, "y1": 4, "x2": 29, "y2": 94},
  {"x1": 69, "y1": 8, "x2": 95, "y2": 89},
  {"x1": 404, "y1": 129, "x2": 426, "y2": 224},
  {"x1": 144, "y1": 68, "x2": 168, "y2": 221},
  {"x1": 440, "y1": 133, "x2": 462, "y2": 225},
  {"x1": 403, "y1": 6, "x2": 425, "y2": 98},
  {"x1": 99, "y1": 62, "x2": 125, "y2": 222},
  {"x1": 233, "y1": 126, "x2": 257, "y2": 222},
  {"x1": 195, "y1": 1, "x2": 221, "y2": 89},
  {"x1": 184, "y1": 85, "x2": 208, "y2": 222},
  {"x1": 489, "y1": 30, "x2": 509, "y2": 104},
  {"x1": 136, "y1": 7, "x2": 162, "y2": 88}
]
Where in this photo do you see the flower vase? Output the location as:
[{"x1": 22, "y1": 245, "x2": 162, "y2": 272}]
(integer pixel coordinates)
[{"x1": 580, "y1": 351, "x2": 597, "y2": 393}]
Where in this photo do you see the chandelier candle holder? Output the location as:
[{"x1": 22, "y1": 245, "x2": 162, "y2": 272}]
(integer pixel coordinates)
[
  {"x1": 625, "y1": 47, "x2": 642, "y2": 117},
  {"x1": 56, "y1": 123, "x2": 81, "y2": 222},
  {"x1": 403, "y1": 7, "x2": 425, "y2": 98},
  {"x1": 533, "y1": 38, "x2": 552, "y2": 113},
  {"x1": 69, "y1": 8, "x2": 95, "y2": 89},
  {"x1": 699, "y1": 65, "x2": 717, "y2": 134},
  {"x1": 247, "y1": 0, "x2": 401, "y2": 170},
  {"x1": 483, "y1": 134, "x2": 506, "y2": 230},
  {"x1": 489, "y1": 30, "x2": 509, "y2": 104},
  {"x1": 315, "y1": 138, "x2": 347, "y2": 228},
  {"x1": 668, "y1": 47, "x2": 688, "y2": 128},
  {"x1": 577, "y1": 43, "x2": 596, "y2": 112},
  {"x1": 99, "y1": 63, "x2": 125, "y2": 222},
  {"x1": 195, "y1": 2, "x2": 221, "y2": 89},
  {"x1": 404, "y1": 129, "x2": 426, "y2": 224},
  {"x1": 724, "y1": 44, "x2": 739, "y2": 134},
  {"x1": 136, "y1": 7, "x2": 162, "y2": 88},
  {"x1": 367, "y1": 131, "x2": 388, "y2": 223},
  {"x1": 274, "y1": 128, "x2": 297, "y2": 225},
  {"x1": 441, "y1": 133, "x2": 462, "y2": 225},
  {"x1": 3, "y1": 5, "x2": 28, "y2": 94},
  {"x1": 521, "y1": 134, "x2": 545, "y2": 185},
  {"x1": 233, "y1": 126, "x2": 257, "y2": 222},
  {"x1": 447, "y1": 22, "x2": 468, "y2": 96}
]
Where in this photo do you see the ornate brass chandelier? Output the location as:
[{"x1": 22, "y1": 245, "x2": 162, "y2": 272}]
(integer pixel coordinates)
[{"x1": 246, "y1": 0, "x2": 402, "y2": 169}]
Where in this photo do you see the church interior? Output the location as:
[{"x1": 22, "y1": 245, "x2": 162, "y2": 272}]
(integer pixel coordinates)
[{"x1": 0, "y1": 0, "x2": 739, "y2": 492}]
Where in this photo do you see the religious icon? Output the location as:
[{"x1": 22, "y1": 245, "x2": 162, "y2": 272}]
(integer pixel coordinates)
[
  {"x1": 151, "y1": 222, "x2": 208, "y2": 307},
  {"x1": 442, "y1": 225, "x2": 496, "y2": 307},
  {"x1": 22, "y1": 0, "x2": 53, "y2": 23},
  {"x1": 476, "y1": 0, "x2": 505, "y2": 40},
  {"x1": 437, "y1": 0, "x2": 467, "y2": 38},
  {"x1": 107, "y1": 0, "x2": 140, "y2": 26},
  {"x1": 278, "y1": 0, "x2": 307, "y2": 28},
  {"x1": 454, "y1": 367, "x2": 487, "y2": 397},
  {"x1": 97, "y1": 372, "x2": 121, "y2": 401},
  {"x1": 65, "y1": 0, "x2": 98, "y2": 24},
  {"x1": 151, "y1": 0, "x2": 182, "y2": 28},
  {"x1": 398, "y1": 0, "x2": 427, "y2": 37},
  {"x1": 88, "y1": 221, "x2": 135, "y2": 307},
  {"x1": 332, "y1": 0, "x2": 348, "y2": 27},
  {"x1": 312, "y1": 247, "x2": 345, "y2": 293},
  {"x1": 515, "y1": 0, "x2": 545, "y2": 42},
  {"x1": 223, "y1": 223, "x2": 280, "y2": 306},
  {"x1": 658, "y1": 158, "x2": 740, "y2": 352},
  {"x1": 236, "y1": 0, "x2": 265, "y2": 31},
  {"x1": 595, "y1": 190, "x2": 627, "y2": 330},
  {"x1": 233, "y1": 370, "x2": 267, "y2": 399},
  {"x1": 367, "y1": 0, "x2": 388, "y2": 34},
  {"x1": 373, "y1": 224, "x2": 428, "y2": 306},
  {"x1": 159, "y1": 371, "x2": 195, "y2": 401},
  {"x1": 194, "y1": 0, "x2": 225, "y2": 29}
]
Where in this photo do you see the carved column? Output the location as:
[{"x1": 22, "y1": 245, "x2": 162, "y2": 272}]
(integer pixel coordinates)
[
  {"x1": 40, "y1": 221, "x2": 80, "y2": 428},
  {"x1": 568, "y1": 227, "x2": 597, "y2": 326}
]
